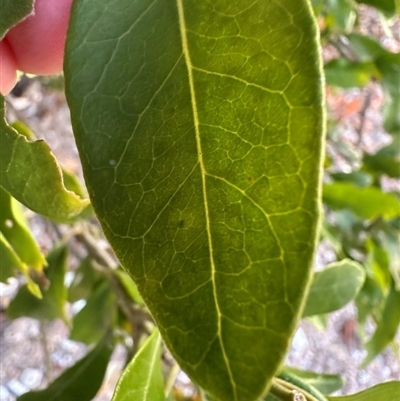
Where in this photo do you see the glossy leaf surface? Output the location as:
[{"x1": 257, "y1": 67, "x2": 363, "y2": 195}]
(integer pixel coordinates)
[
  {"x1": 303, "y1": 259, "x2": 365, "y2": 317},
  {"x1": 17, "y1": 337, "x2": 113, "y2": 401},
  {"x1": 65, "y1": 1, "x2": 324, "y2": 399},
  {"x1": 0, "y1": 98, "x2": 90, "y2": 223},
  {"x1": 111, "y1": 329, "x2": 164, "y2": 401},
  {"x1": 327, "y1": 381, "x2": 400, "y2": 401},
  {"x1": 0, "y1": 0, "x2": 33, "y2": 39}
]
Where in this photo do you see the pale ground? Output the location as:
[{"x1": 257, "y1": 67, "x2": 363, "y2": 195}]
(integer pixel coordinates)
[{"x1": 1, "y1": 7, "x2": 399, "y2": 401}]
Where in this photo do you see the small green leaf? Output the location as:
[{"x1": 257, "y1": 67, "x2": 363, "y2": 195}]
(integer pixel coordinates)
[
  {"x1": 346, "y1": 34, "x2": 387, "y2": 62},
  {"x1": 111, "y1": 329, "x2": 164, "y2": 401},
  {"x1": 0, "y1": 231, "x2": 26, "y2": 282},
  {"x1": 363, "y1": 283, "x2": 400, "y2": 366},
  {"x1": 68, "y1": 257, "x2": 103, "y2": 303},
  {"x1": 17, "y1": 337, "x2": 113, "y2": 401},
  {"x1": 327, "y1": 381, "x2": 400, "y2": 401},
  {"x1": 280, "y1": 367, "x2": 344, "y2": 394},
  {"x1": 323, "y1": 182, "x2": 400, "y2": 220},
  {"x1": 7, "y1": 244, "x2": 69, "y2": 321},
  {"x1": 355, "y1": 0, "x2": 396, "y2": 18},
  {"x1": 325, "y1": 0, "x2": 356, "y2": 32},
  {"x1": 325, "y1": 59, "x2": 380, "y2": 88},
  {"x1": 65, "y1": 1, "x2": 325, "y2": 399},
  {"x1": 330, "y1": 171, "x2": 373, "y2": 187},
  {"x1": 0, "y1": 187, "x2": 46, "y2": 270},
  {"x1": 0, "y1": 0, "x2": 34, "y2": 39},
  {"x1": 355, "y1": 276, "x2": 384, "y2": 324},
  {"x1": 70, "y1": 281, "x2": 116, "y2": 345},
  {"x1": 303, "y1": 259, "x2": 366, "y2": 317},
  {"x1": 0, "y1": 98, "x2": 90, "y2": 223},
  {"x1": 363, "y1": 138, "x2": 400, "y2": 178}
]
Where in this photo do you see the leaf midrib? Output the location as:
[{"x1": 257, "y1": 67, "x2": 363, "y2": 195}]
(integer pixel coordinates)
[{"x1": 176, "y1": 0, "x2": 237, "y2": 398}]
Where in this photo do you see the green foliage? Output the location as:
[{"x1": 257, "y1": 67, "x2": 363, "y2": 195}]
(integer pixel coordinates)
[
  {"x1": 303, "y1": 259, "x2": 365, "y2": 317},
  {"x1": 1, "y1": 0, "x2": 399, "y2": 400},
  {"x1": 0, "y1": 0, "x2": 33, "y2": 39},
  {"x1": 327, "y1": 381, "x2": 400, "y2": 401},
  {"x1": 65, "y1": 1, "x2": 324, "y2": 400},
  {"x1": 7, "y1": 244, "x2": 69, "y2": 322},
  {"x1": 17, "y1": 337, "x2": 113, "y2": 401},
  {"x1": 111, "y1": 329, "x2": 164, "y2": 401},
  {"x1": 0, "y1": 98, "x2": 90, "y2": 223}
]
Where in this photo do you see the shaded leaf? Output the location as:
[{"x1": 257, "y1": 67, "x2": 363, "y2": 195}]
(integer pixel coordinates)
[
  {"x1": 355, "y1": 0, "x2": 396, "y2": 18},
  {"x1": 280, "y1": 367, "x2": 344, "y2": 394},
  {"x1": 17, "y1": 337, "x2": 113, "y2": 401},
  {"x1": 7, "y1": 244, "x2": 68, "y2": 321},
  {"x1": 325, "y1": 59, "x2": 380, "y2": 88},
  {"x1": 68, "y1": 257, "x2": 103, "y2": 303},
  {"x1": 327, "y1": 381, "x2": 400, "y2": 401},
  {"x1": 65, "y1": 1, "x2": 325, "y2": 400},
  {"x1": 0, "y1": 187, "x2": 46, "y2": 270},
  {"x1": 0, "y1": 97, "x2": 90, "y2": 223},
  {"x1": 346, "y1": 33, "x2": 387, "y2": 62},
  {"x1": 363, "y1": 283, "x2": 400, "y2": 366},
  {"x1": 363, "y1": 138, "x2": 400, "y2": 178},
  {"x1": 355, "y1": 276, "x2": 384, "y2": 324},
  {"x1": 303, "y1": 259, "x2": 366, "y2": 317},
  {"x1": 70, "y1": 281, "x2": 116, "y2": 345},
  {"x1": 330, "y1": 171, "x2": 373, "y2": 187},
  {"x1": 323, "y1": 182, "x2": 400, "y2": 220},
  {"x1": 0, "y1": 0, "x2": 34, "y2": 39},
  {"x1": 111, "y1": 329, "x2": 164, "y2": 401}
]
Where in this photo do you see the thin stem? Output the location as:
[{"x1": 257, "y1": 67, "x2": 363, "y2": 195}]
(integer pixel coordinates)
[{"x1": 164, "y1": 362, "x2": 180, "y2": 397}]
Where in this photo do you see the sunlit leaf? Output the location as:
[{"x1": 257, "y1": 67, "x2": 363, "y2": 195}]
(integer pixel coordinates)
[
  {"x1": 17, "y1": 337, "x2": 113, "y2": 401},
  {"x1": 0, "y1": 231, "x2": 25, "y2": 282},
  {"x1": 327, "y1": 381, "x2": 400, "y2": 401},
  {"x1": 7, "y1": 244, "x2": 68, "y2": 321},
  {"x1": 323, "y1": 182, "x2": 400, "y2": 220},
  {"x1": 0, "y1": 187, "x2": 46, "y2": 270},
  {"x1": 0, "y1": 98, "x2": 90, "y2": 223},
  {"x1": 111, "y1": 329, "x2": 164, "y2": 401},
  {"x1": 65, "y1": 1, "x2": 324, "y2": 399},
  {"x1": 0, "y1": 0, "x2": 34, "y2": 39},
  {"x1": 303, "y1": 259, "x2": 365, "y2": 317}
]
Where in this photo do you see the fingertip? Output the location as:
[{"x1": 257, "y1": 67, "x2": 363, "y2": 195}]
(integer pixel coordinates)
[{"x1": 0, "y1": 39, "x2": 18, "y2": 96}]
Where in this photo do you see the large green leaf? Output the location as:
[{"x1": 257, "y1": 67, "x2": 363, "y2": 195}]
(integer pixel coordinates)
[
  {"x1": 7, "y1": 244, "x2": 69, "y2": 321},
  {"x1": 303, "y1": 260, "x2": 365, "y2": 317},
  {"x1": 327, "y1": 381, "x2": 400, "y2": 401},
  {"x1": 323, "y1": 183, "x2": 400, "y2": 220},
  {"x1": 65, "y1": 1, "x2": 324, "y2": 400},
  {"x1": 0, "y1": 98, "x2": 90, "y2": 223},
  {"x1": 111, "y1": 329, "x2": 164, "y2": 401},
  {"x1": 17, "y1": 337, "x2": 113, "y2": 401},
  {"x1": 0, "y1": 0, "x2": 34, "y2": 39},
  {"x1": 363, "y1": 283, "x2": 400, "y2": 366}
]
